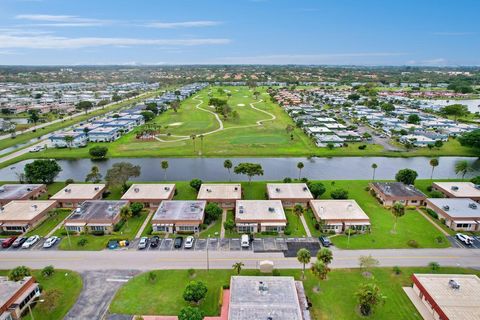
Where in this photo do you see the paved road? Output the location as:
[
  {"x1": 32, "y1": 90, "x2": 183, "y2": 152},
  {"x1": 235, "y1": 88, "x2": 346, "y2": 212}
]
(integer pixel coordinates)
[{"x1": 1, "y1": 248, "x2": 479, "y2": 271}]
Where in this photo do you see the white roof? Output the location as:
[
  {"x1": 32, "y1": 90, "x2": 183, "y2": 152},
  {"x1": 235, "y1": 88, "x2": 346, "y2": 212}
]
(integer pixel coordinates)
[
  {"x1": 433, "y1": 182, "x2": 480, "y2": 198},
  {"x1": 121, "y1": 184, "x2": 175, "y2": 200},
  {"x1": 267, "y1": 183, "x2": 313, "y2": 200},
  {"x1": 310, "y1": 199, "x2": 370, "y2": 221},
  {"x1": 197, "y1": 184, "x2": 241, "y2": 200},
  {"x1": 235, "y1": 200, "x2": 286, "y2": 222},
  {"x1": 51, "y1": 184, "x2": 105, "y2": 200}
]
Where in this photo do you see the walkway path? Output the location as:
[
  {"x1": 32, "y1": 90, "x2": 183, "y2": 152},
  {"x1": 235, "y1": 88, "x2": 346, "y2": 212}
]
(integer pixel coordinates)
[
  {"x1": 220, "y1": 209, "x2": 227, "y2": 238},
  {"x1": 300, "y1": 214, "x2": 312, "y2": 237},
  {"x1": 416, "y1": 208, "x2": 450, "y2": 236},
  {"x1": 135, "y1": 209, "x2": 155, "y2": 239}
]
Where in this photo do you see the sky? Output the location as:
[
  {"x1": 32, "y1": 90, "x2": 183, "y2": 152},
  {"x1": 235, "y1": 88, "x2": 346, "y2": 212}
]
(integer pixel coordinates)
[{"x1": 0, "y1": 0, "x2": 479, "y2": 66}]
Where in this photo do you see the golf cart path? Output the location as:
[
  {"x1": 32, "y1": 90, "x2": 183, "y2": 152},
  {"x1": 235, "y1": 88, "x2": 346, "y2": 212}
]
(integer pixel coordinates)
[{"x1": 155, "y1": 97, "x2": 276, "y2": 143}]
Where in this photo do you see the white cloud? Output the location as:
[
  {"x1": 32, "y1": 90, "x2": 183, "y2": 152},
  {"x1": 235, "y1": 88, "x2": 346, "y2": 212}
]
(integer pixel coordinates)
[
  {"x1": 407, "y1": 58, "x2": 448, "y2": 66},
  {"x1": 146, "y1": 20, "x2": 222, "y2": 29},
  {"x1": 0, "y1": 34, "x2": 231, "y2": 49},
  {"x1": 15, "y1": 14, "x2": 111, "y2": 27},
  {"x1": 212, "y1": 53, "x2": 406, "y2": 64}
]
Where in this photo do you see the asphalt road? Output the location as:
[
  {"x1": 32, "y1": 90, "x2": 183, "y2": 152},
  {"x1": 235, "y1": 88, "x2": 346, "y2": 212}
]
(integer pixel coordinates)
[{"x1": 1, "y1": 248, "x2": 479, "y2": 271}]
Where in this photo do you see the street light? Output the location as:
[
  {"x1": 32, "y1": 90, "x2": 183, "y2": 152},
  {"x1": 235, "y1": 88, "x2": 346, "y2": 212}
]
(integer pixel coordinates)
[{"x1": 27, "y1": 297, "x2": 44, "y2": 320}]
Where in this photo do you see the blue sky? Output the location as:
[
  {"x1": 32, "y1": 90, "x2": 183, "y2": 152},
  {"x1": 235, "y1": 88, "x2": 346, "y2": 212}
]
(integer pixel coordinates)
[{"x1": 0, "y1": 0, "x2": 479, "y2": 66}]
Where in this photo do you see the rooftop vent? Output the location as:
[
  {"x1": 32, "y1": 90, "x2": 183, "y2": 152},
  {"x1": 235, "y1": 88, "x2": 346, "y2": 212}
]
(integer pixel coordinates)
[
  {"x1": 206, "y1": 189, "x2": 211, "y2": 192},
  {"x1": 303, "y1": 187, "x2": 308, "y2": 191},
  {"x1": 451, "y1": 186, "x2": 459, "y2": 191},
  {"x1": 0, "y1": 187, "x2": 5, "y2": 193},
  {"x1": 234, "y1": 187, "x2": 238, "y2": 191},
  {"x1": 94, "y1": 186, "x2": 100, "y2": 191},
  {"x1": 26, "y1": 187, "x2": 32, "y2": 192},
  {"x1": 449, "y1": 279, "x2": 460, "y2": 290},
  {"x1": 268, "y1": 207, "x2": 275, "y2": 212},
  {"x1": 164, "y1": 187, "x2": 170, "y2": 191},
  {"x1": 107, "y1": 205, "x2": 114, "y2": 212},
  {"x1": 258, "y1": 281, "x2": 269, "y2": 293},
  {"x1": 31, "y1": 204, "x2": 38, "y2": 210},
  {"x1": 443, "y1": 205, "x2": 450, "y2": 211},
  {"x1": 475, "y1": 185, "x2": 480, "y2": 190},
  {"x1": 65, "y1": 188, "x2": 71, "y2": 193},
  {"x1": 469, "y1": 203, "x2": 478, "y2": 209},
  {"x1": 275, "y1": 188, "x2": 280, "y2": 192},
  {"x1": 134, "y1": 187, "x2": 140, "y2": 193}
]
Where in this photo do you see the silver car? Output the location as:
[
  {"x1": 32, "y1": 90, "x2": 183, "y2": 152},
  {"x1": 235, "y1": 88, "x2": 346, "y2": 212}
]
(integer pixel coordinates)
[
  {"x1": 43, "y1": 236, "x2": 59, "y2": 248},
  {"x1": 22, "y1": 235, "x2": 40, "y2": 249},
  {"x1": 138, "y1": 237, "x2": 149, "y2": 249}
]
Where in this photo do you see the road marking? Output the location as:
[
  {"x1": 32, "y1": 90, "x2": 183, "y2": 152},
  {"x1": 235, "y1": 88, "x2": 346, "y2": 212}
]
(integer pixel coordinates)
[
  {"x1": 106, "y1": 278, "x2": 130, "y2": 282},
  {"x1": 0, "y1": 257, "x2": 82, "y2": 262}
]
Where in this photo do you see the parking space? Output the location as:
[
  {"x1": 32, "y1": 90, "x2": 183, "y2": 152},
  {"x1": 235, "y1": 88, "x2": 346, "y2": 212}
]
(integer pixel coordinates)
[
  {"x1": 230, "y1": 238, "x2": 241, "y2": 251},
  {"x1": 207, "y1": 238, "x2": 219, "y2": 251},
  {"x1": 219, "y1": 238, "x2": 230, "y2": 251},
  {"x1": 447, "y1": 236, "x2": 480, "y2": 249},
  {"x1": 194, "y1": 239, "x2": 207, "y2": 251},
  {"x1": 159, "y1": 238, "x2": 173, "y2": 251}
]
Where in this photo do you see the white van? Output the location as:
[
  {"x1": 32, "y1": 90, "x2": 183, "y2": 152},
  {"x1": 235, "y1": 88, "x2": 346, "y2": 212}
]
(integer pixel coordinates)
[{"x1": 241, "y1": 234, "x2": 250, "y2": 248}]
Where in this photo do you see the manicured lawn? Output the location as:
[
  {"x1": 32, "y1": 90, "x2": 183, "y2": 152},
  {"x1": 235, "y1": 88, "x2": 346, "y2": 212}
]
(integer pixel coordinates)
[
  {"x1": 0, "y1": 269, "x2": 82, "y2": 320},
  {"x1": 109, "y1": 267, "x2": 480, "y2": 319},
  {"x1": 25, "y1": 209, "x2": 71, "y2": 237},
  {"x1": 199, "y1": 216, "x2": 223, "y2": 238},
  {"x1": 285, "y1": 209, "x2": 308, "y2": 237},
  {"x1": 56, "y1": 211, "x2": 148, "y2": 250},
  {"x1": 304, "y1": 209, "x2": 322, "y2": 237}
]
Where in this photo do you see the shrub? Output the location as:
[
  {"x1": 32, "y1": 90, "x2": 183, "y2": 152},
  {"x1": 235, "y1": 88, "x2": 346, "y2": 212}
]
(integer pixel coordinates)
[
  {"x1": 364, "y1": 186, "x2": 370, "y2": 191},
  {"x1": 114, "y1": 219, "x2": 125, "y2": 232},
  {"x1": 430, "y1": 190, "x2": 444, "y2": 198},
  {"x1": 91, "y1": 230, "x2": 105, "y2": 236},
  {"x1": 130, "y1": 202, "x2": 144, "y2": 216},
  {"x1": 89, "y1": 146, "x2": 108, "y2": 159},
  {"x1": 440, "y1": 218, "x2": 446, "y2": 225},
  {"x1": 429, "y1": 261, "x2": 440, "y2": 270},
  {"x1": 65, "y1": 178, "x2": 74, "y2": 185},
  {"x1": 284, "y1": 228, "x2": 292, "y2": 236},
  {"x1": 77, "y1": 238, "x2": 88, "y2": 247},
  {"x1": 300, "y1": 177, "x2": 309, "y2": 183},
  {"x1": 183, "y1": 281, "x2": 208, "y2": 304},
  {"x1": 148, "y1": 271, "x2": 157, "y2": 283},
  {"x1": 345, "y1": 229, "x2": 357, "y2": 236},
  {"x1": 283, "y1": 177, "x2": 292, "y2": 183},
  {"x1": 41, "y1": 265, "x2": 55, "y2": 278},
  {"x1": 392, "y1": 266, "x2": 401, "y2": 275},
  {"x1": 8, "y1": 266, "x2": 31, "y2": 281},
  {"x1": 222, "y1": 284, "x2": 230, "y2": 289},
  {"x1": 435, "y1": 236, "x2": 445, "y2": 244},
  {"x1": 426, "y1": 186, "x2": 433, "y2": 192},
  {"x1": 178, "y1": 306, "x2": 203, "y2": 320},
  {"x1": 189, "y1": 179, "x2": 203, "y2": 191},
  {"x1": 358, "y1": 145, "x2": 367, "y2": 150},
  {"x1": 188, "y1": 268, "x2": 196, "y2": 278},
  {"x1": 426, "y1": 208, "x2": 438, "y2": 219},
  {"x1": 204, "y1": 203, "x2": 222, "y2": 225},
  {"x1": 407, "y1": 240, "x2": 419, "y2": 248},
  {"x1": 272, "y1": 269, "x2": 281, "y2": 276},
  {"x1": 331, "y1": 188, "x2": 349, "y2": 199}
]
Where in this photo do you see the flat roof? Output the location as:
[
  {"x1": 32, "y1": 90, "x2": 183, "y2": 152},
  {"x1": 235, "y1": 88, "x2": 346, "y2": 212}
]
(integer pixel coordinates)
[
  {"x1": 267, "y1": 183, "x2": 313, "y2": 200},
  {"x1": 51, "y1": 184, "x2": 105, "y2": 200},
  {"x1": 0, "y1": 276, "x2": 34, "y2": 307},
  {"x1": 310, "y1": 199, "x2": 370, "y2": 221},
  {"x1": 152, "y1": 200, "x2": 206, "y2": 222},
  {"x1": 66, "y1": 200, "x2": 128, "y2": 222},
  {"x1": 197, "y1": 184, "x2": 241, "y2": 200},
  {"x1": 371, "y1": 182, "x2": 425, "y2": 198},
  {"x1": 433, "y1": 182, "x2": 480, "y2": 198},
  {"x1": 235, "y1": 200, "x2": 286, "y2": 222},
  {"x1": 0, "y1": 200, "x2": 56, "y2": 221},
  {"x1": 413, "y1": 274, "x2": 480, "y2": 320},
  {"x1": 228, "y1": 276, "x2": 303, "y2": 320},
  {"x1": 427, "y1": 198, "x2": 480, "y2": 219},
  {"x1": 0, "y1": 184, "x2": 44, "y2": 200},
  {"x1": 121, "y1": 184, "x2": 175, "y2": 201}
]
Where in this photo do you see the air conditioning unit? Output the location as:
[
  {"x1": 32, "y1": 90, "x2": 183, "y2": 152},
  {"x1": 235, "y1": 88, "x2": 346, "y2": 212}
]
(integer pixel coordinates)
[
  {"x1": 443, "y1": 205, "x2": 450, "y2": 211},
  {"x1": 134, "y1": 188, "x2": 140, "y2": 193},
  {"x1": 469, "y1": 203, "x2": 477, "y2": 209},
  {"x1": 451, "y1": 186, "x2": 459, "y2": 191}
]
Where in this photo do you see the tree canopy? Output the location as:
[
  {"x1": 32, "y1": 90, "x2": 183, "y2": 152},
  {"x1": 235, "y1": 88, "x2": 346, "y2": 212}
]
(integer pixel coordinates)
[
  {"x1": 24, "y1": 159, "x2": 62, "y2": 184},
  {"x1": 234, "y1": 163, "x2": 264, "y2": 183},
  {"x1": 105, "y1": 162, "x2": 141, "y2": 189},
  {"x1": 395, "y1": 168, "x2": 418, "y2": 185},
  {"x1": 458, "y1": 129, "x2": 480, "y2": 149}
]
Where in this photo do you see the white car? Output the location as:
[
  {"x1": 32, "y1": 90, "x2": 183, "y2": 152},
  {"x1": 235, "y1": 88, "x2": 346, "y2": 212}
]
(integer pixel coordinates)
[
  {"x1": 456, "y1": 233, "x2": 472, "y2": 245},
  {"x1": 29, "y1": 145, "x2": 45, "y2": 153},
  {"x1": 184, "y1": 236, "x2": 194, "y2": 249},
  {"x1": 241, "y1": 234, "x2": 250, "y2": 248},
  {"x1": 22, "y1": 235, "x2": 40, "y2": 249},
  {"x1": 43, "y1": 236, "x2": 59, "y2": 248},
  {"x1": 138, "y1": 237, "x2": 149, "y2": 250}
]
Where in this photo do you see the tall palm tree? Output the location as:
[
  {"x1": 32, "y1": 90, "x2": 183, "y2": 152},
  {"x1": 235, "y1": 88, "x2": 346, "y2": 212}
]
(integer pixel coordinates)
[
  {"x1": 429, "y1": 158, "x2": 439, "y2": 180},
  {"x1": 161, "y1": 160, "x2": 169, "y2": 181},
  {"x1": 190, "y1": 134, "x2": 196, "y2": 153},
  {"x1": 293, "y1": 204, "x2": 304, "y2": 230},
  {"x1": 311, "y1": 260, "x2": 329, "y2": 281},
  {"x1": 199, "y1": 134, "x2": 204, "y2": 153},
  {"x1": 224, "y1": 159, "x2": 233, "y2": 181},
  {"x1": 297, "y1": 248, "x2": 311, "y2": 280},
  {"x1": 232, "y1": 262, "x2": 244, "y2": 275},
  {"x1": 297, "y1": 162, "x2": 304, "y2": 180},
  {"x1": 391, "y1": 201, "x2": 405, "y2": 233},
  {"x1": 454, "y1": 160, "x2": 471, "y2": 180},
  {"x1": 317, "y1": 248, "x2": 333, "y2": 265},
  {"x1": 371, "y1": 163, "x2": 378, "y2": 181}
]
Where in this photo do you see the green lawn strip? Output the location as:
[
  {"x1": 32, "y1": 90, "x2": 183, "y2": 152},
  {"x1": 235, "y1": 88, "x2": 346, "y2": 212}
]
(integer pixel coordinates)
[
  {"x1": 0, "y1": 269, "x2": 82, "y2": 320},
  {"x1": 56, "y1": 211, "x2": 148, "y2": 250},
  {"x1": 109, "y1": 267, "x2": 480, "y2": 320},
  {"x1": 199, "y1": 217, "x2": 223, "y2": 238},
  {"x1": 285, "y1": 209, "x2": 308, "y2": 237},
  {"x1": 304, "y1": 209, "x2": 322, "y2": 237},
  {"x1": 25, "y1": 209, "x2": 70, "y2": 237},
  {"x1": 223, "y1": 210, "x2": 242, "y2": 238},
  {"x1": 419, "y1": 208, "x2": 456, "y2": 236}
]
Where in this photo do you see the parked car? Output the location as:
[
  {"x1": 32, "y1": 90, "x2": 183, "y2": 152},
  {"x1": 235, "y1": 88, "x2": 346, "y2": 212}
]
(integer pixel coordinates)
[
  {"x1": 174, "y1": 236, "x2": 183, "y2": 248},
  {"x1": 150, "y1": 236, "x2": 160, "y2": 248},
  {"x1": 138, "y1": 237, "x2": 149, "y2": 249},
  {"x1": 241, "y1": 234, "x2": 250, "y2": 248},
  {"x1": 118, "y1": 240, "x2": 129, "y2": 247},
  {"x1": 12, "y1": 237, "x2": 27, "y2": 248},
  {"x1": 43, "y1": 236, "x2": 59, "y2": 248},
  {"x1": 107, "y1": 240, "x2": 119, "y2": 250},
  {"x1": 456, "y1": 233, "x2": 472, "y2": 245},
  {"x1": 22, "y1": 235, "x2": 40, "y2": 249},
  {"x1": 184, "y1": 236, "x2": 194, "y2": 249},
  {"x1": 319, "y1": 236, "x2": 332, "y2": 247},
  {"x1": 1, "y1": 236, "x2": 17, "y2": 248},
  {"x1": 29, "y1": 145, "x2": 45, "y2": 153}
]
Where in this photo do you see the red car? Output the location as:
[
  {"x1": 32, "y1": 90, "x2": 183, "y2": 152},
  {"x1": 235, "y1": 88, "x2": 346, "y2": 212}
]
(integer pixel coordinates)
[{"x1": 1, "y1": 236, "x2": 18, "y2": 248}]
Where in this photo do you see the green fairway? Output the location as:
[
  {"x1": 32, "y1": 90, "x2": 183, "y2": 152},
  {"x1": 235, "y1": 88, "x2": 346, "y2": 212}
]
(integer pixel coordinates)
[
  {"x1": 109, "y1": 267, "x2": 480, "y2": 319},
  {"x1": 0, "y1": 269, "x2": 82, "y2": 320}
]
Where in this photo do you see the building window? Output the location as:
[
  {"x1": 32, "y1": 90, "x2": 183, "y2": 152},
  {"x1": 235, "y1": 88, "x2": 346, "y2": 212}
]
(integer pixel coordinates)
[
  {"x1": 238, "y1": 225, "x2": 255, "y2": 233},
  {"x1": 5, "y1": 226, "x2": 24, "y2": 231},
  {"x1": 178, "y1": 225, "x2": 196, "y2": 232},
  {"x1": 155, "y1": 225, "x2": 167, "y2": 232},
  {"x1": 90, "y1": 226, "x2": 106, "y2": 231},
  {"x1": 66, "y1": 226, "x2": 82, "y2": 232},
  {"x1": 456, "y1": 223, "x2": 471, "y2": 228}
]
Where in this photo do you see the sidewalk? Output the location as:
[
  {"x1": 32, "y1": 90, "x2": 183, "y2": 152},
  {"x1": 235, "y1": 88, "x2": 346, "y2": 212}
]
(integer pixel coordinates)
[
  {"x1": 220, "y1": 209, "x2": 227, "y2": 238},
  {"x1": 135, "y1": 209, "x2": 155, "y2": 239},
  {"x1": 300, "y1": 214, "x2": 312, "y2": 237}
]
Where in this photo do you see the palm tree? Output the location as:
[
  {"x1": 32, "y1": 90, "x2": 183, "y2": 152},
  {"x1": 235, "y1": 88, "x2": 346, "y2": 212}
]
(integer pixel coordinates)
[
  {"x1": 232, "y1": 262, "x2": 244, "y2": 275},
  {"x1": 356, "y1": 282, "x2": 386, "y2": 316},
  {"x1": 371, "y1": 163, "x2": 378, "y2": 181},
  {"x1": 317, "y1": 247, "x2": 333, "y2": 265},
  {"x1": 297, "y1": 248, "x2": 311, "y2": 280},
  {"x1": 64, "y1": 135, "x2": 74, "y2": 149},
  {"x1": 429, "y1": 158, "x2": 439, "y2": 180},
  {"x1": 190, "y1": 134, "x2": 196, "y2": 153},
  {"x1": 391, "y1": 201, "x2": 405, "y2": 233},
  {"x1": 454, "y1": 160, "x2": 471, "y2": 180},
  {"x1": 311, "y1": 260, "x2": 329, "y2": 281},
  {"x1": 293, "y1": 204, "x2": 304, "y2": 230},
  {"x1": 199, "y1": 134, "x2": 204, "y2": 153},
  {"x1": 120, "y1": 206, "x2": 132, "y2": 226},
  {"x1": 161, "y1": 160, "x2": 169, "y2": 181},
  {"x1": 224, "y1": 159, "x2": 233, "y2": 181},
  {"x1": 297, "y1": 162, "x2": 304, "y2": 180}
]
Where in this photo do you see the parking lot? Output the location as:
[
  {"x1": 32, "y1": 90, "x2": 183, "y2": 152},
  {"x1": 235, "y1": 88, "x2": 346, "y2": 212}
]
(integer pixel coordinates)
[
  {"x1": 0, "y1": 236, "x2": 63, "y2": 251},
  {"x1": 447, "y1": 235, "x2": 480, "y2": 249}
]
